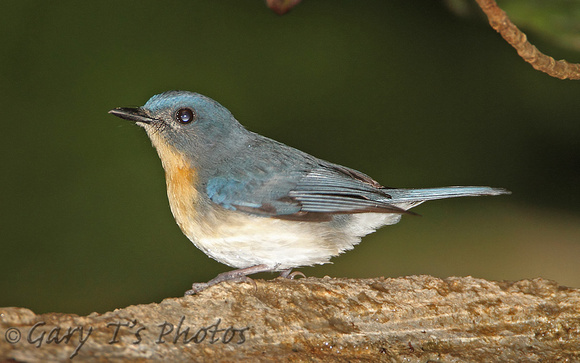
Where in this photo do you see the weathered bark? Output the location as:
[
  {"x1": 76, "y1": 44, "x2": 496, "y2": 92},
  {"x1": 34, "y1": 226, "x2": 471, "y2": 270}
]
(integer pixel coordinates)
[{"x1": 1, "y1": 275, "x2": 579, "y2": 362}]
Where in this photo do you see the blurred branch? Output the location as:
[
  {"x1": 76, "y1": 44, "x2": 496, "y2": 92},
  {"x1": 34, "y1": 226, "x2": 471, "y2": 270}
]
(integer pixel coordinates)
[
  {"x1": 475, "y1": 0, "x2": 580, "y2": 80},
  {"x1": 1, "y1": 276, "x2": 579, "y2": 361},
  {"x1": 266, "y1": 0, "x2": 302, "y2": 15}
]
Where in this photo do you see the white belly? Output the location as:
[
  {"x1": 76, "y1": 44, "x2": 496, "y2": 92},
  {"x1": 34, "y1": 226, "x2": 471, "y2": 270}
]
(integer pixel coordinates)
[{"x1": 173, "y1": 203, "x2": 402, "y2": 269}]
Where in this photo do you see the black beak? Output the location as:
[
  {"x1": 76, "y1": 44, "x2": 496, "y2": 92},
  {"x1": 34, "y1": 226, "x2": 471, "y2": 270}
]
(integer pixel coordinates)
[{"x1": 108, "y1": 107, "x2": 155, "y2": 124}]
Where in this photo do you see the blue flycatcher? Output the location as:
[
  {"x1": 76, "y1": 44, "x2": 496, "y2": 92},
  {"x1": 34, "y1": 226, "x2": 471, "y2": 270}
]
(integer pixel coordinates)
[{"x1": 110, "y1": 91, "x2": 509, "y2": 295}]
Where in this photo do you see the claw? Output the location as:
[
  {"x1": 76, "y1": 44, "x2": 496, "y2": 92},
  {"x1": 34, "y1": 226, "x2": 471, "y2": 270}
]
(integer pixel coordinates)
[
  {"x1": 185, "y1": 283, "x2": 210, "y2": 296},
  {"x1": 279, "y1": 268, "x2": 305, "y2": 280},
  {"x1": 287, "y1": 271, "x2": 306, "y2": 280},
  {"x1": 240, "y1": 275, "x2": 258, "y2": 293}
]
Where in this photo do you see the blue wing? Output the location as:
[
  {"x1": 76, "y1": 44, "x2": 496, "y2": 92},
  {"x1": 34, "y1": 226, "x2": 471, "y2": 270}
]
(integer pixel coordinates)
[
  {"x1": 206, "y1": 160, "x2": 410, "y2": 221},
  {"x1": 204, "y1": 135, "x2": 509, "y2": 221}
]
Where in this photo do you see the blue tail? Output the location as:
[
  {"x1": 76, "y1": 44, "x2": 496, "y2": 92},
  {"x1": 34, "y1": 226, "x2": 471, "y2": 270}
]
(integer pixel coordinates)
[{"x1": 387, "y1": 186, "x2": 510, "y2": 203}]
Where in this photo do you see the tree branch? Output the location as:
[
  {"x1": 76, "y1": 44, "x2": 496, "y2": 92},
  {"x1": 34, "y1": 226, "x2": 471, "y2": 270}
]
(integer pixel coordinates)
[
  {"x1": 1, "y1": 275, "x2": 579, "y2": 361},
  {"x1": 475, "y1": 0, "x2": 580, "y2": 80}
]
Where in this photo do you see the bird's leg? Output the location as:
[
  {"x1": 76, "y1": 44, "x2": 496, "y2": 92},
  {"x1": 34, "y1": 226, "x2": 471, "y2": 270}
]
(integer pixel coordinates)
[
  {"x1": 279, "y1": 268, "x2": 292, "y2": 278},
  {"x1": 185, "y1": 264, "x2": 272, "y2": 296},
  {"x1": 279, "y1": 268, "x2": 306, "y2": 280}
]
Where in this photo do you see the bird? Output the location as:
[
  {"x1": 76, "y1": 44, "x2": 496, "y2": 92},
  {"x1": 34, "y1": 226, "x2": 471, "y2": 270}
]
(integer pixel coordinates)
[{"x1": 109, "y1": 90, "x2": 509, "y2": 295}]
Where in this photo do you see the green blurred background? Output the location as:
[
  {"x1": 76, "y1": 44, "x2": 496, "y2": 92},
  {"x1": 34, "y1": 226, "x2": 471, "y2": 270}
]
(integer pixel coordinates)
[{"x1": 1, "y1": 0, "x2": 579, "y2": 315}]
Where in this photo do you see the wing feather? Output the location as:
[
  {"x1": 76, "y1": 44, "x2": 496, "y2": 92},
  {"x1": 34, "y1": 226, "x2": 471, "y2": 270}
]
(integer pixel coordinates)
[{"x1": 206, "y1": 162, "x2": 410, "y2": 221}]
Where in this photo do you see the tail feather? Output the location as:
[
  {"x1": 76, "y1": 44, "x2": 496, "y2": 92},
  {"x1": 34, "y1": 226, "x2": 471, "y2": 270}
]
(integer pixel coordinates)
[{"x1": 387, "y1": 186, "x2": 510, "y2": 203}]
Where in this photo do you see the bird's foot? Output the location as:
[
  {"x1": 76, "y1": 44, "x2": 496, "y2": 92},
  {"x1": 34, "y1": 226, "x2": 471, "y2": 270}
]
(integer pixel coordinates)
[
  {"x1": 185, "y1": 264, "x2": 271, "y2": 296},
  {"x1": 185, "y1": 282, "x2": 210, "y2": 296}
]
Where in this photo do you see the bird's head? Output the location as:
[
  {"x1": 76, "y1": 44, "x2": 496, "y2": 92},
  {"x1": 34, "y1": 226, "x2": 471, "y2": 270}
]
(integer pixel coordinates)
[{"x1": 109, "y1": 90, "x2": 248, "y2": 165}]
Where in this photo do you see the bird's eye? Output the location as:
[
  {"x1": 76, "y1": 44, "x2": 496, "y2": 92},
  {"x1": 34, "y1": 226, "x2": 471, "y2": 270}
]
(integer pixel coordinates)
[{"x1": 175, "y1": 108, "x2": 195, "y2": 124}]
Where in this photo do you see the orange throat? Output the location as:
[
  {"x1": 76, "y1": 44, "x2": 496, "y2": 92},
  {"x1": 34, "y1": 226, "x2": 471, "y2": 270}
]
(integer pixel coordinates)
[{"x1": 148, "y1": 132, "x2": 199, "y2": 231}]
